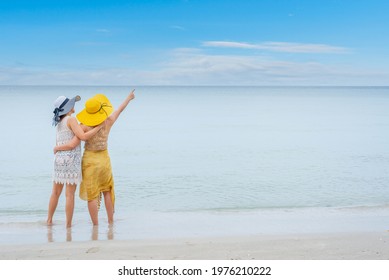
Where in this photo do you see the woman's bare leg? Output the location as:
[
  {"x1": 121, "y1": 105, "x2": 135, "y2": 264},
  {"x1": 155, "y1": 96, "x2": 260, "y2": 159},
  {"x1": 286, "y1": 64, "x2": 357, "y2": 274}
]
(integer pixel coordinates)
[
  {"x1": 103, "y1": 191, "x2": 114, "y2": 224},
  {"x1": 47, "y1": 182, "x2": 64, "y2": 225},
  {"x1": 88, "y1": 199, "x2": 99, "y2": 226},
  {"x1": 65, "y1": 183, "x2": 77, "y2": 228}
]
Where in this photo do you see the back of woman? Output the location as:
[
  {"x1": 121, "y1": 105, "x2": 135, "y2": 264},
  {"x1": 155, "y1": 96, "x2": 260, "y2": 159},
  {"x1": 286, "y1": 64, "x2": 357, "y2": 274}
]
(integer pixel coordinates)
[{"x1": 77, "y1": 90, "x2": 135, "y2": 225}]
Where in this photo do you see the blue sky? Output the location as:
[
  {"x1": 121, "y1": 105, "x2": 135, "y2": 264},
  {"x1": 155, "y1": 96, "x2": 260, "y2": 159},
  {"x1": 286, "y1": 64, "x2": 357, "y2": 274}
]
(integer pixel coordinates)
[{"x1": 1, "y1": 0, "x2": 389, "y2": 85}]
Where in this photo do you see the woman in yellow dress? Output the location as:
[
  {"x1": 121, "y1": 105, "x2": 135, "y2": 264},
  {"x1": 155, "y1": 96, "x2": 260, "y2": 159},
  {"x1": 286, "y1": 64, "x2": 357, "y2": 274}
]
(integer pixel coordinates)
[{"x1": 57, "y1": 90, "x2": 135, "y2": 225}]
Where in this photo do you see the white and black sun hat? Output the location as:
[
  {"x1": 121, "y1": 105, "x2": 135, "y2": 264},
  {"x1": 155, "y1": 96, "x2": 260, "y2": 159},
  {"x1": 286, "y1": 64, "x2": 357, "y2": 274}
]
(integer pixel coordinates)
[{"x1": 52, "y1": 95, "x2": 81, "y2": 126}]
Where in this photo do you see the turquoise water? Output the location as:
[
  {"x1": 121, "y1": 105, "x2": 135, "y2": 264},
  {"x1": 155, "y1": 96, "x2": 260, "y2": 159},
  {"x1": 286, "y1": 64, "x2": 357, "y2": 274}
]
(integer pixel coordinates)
[{"x1": 1, "y1": 86, "x2": 389, "y2": 244}]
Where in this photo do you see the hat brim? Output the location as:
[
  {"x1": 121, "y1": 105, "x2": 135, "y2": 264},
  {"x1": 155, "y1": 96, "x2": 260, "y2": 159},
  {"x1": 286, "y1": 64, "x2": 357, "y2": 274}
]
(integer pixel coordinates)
[
  {"x1": 58, "y1": 95, "x2": 81, "y2": 116},
  {"x1": 76, "y1": 94, "x2": 114, "y2": 126}
]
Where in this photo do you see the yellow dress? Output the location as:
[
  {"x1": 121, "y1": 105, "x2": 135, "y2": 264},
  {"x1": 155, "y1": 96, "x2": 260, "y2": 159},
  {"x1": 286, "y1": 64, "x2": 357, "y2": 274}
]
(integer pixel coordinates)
[{"x1": 79, "y1": 126, "x2": 115, "y2": 208}]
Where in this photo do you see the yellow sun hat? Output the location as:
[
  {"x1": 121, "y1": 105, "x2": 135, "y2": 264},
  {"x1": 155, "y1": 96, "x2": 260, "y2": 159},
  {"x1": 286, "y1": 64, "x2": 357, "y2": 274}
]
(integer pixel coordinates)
[{"x1": 76, "y1": 94, "x2": 114, "y2": 126}]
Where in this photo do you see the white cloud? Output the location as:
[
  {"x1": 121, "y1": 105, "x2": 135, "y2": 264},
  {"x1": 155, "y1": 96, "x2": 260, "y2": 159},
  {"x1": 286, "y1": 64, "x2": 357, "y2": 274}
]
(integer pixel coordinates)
[
  {"x1": 142, "y1": 49, "x2": 330, "y2": 85},
  {"x1": 1, "y1": 48, "x2": 387, "y2": 86},
  {"x1": 203, "y1": 41, "x2": 350, "y2": 54},
  {"x1": 126, "y1": 49, "x2": 388, "y2": 86}
]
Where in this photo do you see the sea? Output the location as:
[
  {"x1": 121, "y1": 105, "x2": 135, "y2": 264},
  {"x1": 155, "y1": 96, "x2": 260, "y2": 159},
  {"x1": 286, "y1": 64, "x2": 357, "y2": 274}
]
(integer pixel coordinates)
[{"x1": 1, "y1": 86, "x2": 389, "y2": 245}]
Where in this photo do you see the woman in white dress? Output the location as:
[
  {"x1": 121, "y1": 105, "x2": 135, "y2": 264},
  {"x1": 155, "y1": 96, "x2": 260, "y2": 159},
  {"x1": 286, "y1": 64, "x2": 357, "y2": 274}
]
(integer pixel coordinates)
[{"x1": 47, "y1": 95, "x2": 102, "y2": 228}]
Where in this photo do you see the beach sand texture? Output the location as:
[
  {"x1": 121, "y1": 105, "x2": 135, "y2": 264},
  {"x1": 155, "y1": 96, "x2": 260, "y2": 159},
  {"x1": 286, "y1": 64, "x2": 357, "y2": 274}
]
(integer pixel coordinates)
[{"x1": 1, "y1": 232, "x2": 388, "y2": 260}]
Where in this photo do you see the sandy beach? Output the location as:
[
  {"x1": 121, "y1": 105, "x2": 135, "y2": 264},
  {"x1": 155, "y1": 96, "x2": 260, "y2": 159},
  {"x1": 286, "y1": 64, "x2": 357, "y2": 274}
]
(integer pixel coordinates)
[{"x1": 1, "y1": 231, "x2": 388, "y2": 260}]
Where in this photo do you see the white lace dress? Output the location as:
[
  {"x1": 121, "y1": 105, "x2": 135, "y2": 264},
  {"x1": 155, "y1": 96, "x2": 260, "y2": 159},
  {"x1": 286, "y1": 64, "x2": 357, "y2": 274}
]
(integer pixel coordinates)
[{"x1": 53, "y1": 116, "x2": 82, "y2": 185}]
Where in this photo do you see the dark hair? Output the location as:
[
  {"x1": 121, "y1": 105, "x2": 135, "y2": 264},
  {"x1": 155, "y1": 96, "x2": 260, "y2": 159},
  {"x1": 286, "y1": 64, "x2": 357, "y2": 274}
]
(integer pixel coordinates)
[{"x1": 59, "y1": 115, "x2": 67, "y2": 122}]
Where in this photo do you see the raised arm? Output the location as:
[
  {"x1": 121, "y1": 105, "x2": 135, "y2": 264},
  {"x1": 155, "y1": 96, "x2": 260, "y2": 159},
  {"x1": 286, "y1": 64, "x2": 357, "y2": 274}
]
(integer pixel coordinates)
[
  {"x1": 107, "y1": 89, "x2": 135, "y2": 126},
  {"x1": 54, "y1": 136, "x2": 81, "y2": 154},
  {"x1": 67, "y1": 117, "x2": 103, "y2": 141}
]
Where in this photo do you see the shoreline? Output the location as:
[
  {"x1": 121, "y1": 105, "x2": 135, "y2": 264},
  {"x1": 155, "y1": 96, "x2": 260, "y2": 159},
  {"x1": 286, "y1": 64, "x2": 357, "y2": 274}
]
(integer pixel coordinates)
[
  {"x1": 1, "y1": 206, "x2": 389, "y2": 260},
  {"x1": 1, "y1": 206, "x2": 389, "y2": 247},
  {"x1": 1, "y1": 231, "x2": 389, "y2": 260}
]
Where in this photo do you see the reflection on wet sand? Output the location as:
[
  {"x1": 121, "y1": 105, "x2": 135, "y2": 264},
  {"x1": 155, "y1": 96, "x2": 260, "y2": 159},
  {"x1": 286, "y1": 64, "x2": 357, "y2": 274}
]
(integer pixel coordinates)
[
  {"x1": 91, "y1": 225, "x2": 98, "y2": 240},
  {"x1": 46, "y1": 226, "x2": 73, "y2": 242},
  {"x1": 107, "y1": 225, "x2": 114, "y2": 240},
  {"x1": 91, "y1": 225, "x2": 114, "y2": 241},
  {"x1": 46, "y1": 226, "x2": 53, "y2": 242},
  {"x1": 66, "y1": 228, "x2": 72, "y2": 242},
  {"x1": 47, "y1": 224, "x2": 114, "y2": 242}
]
